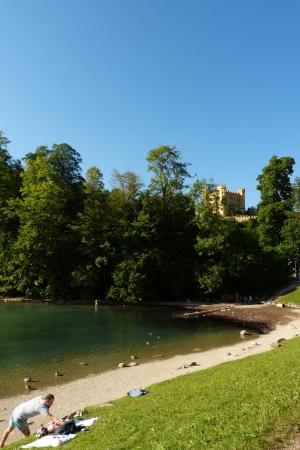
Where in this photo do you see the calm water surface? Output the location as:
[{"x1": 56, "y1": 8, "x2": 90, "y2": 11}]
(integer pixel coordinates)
[{"x1": 0, "y1": 302, "x2": 255, "y2": 398}]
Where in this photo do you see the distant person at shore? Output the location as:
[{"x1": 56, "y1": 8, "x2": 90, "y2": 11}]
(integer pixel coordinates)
[{"x1": 0, "y1": 394, "x2": 63, "y2": 448}]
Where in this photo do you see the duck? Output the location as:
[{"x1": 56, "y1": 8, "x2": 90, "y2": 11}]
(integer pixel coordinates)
[
  {"x1": 54, "y1": 371, "x2": 62, "y2": 376},
  {"x1": 23, "y1": 376, "x2": 31, "y2": 383},
  {"x1": 25, "y1": 383, "x2": 34, "y2": 390},
  {"x1": 80, "y1": 362, "x2": 87, "y2": 365}
]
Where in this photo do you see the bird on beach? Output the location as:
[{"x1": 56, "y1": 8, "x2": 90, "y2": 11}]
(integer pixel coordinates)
[
  {"x1": 23, "y1": 376, "x2": 31, "y2": 382},
  {"x1": 54, "y1": 371, "x2": 62, "y2": 376},
  {"x1": 25, "y1": 383, "x2": 34, "y2": 390},
  {"x1": 80, "y1": 362, "x2": 87, "y2": 365}
]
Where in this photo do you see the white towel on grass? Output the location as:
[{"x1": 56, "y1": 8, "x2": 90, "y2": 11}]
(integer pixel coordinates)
[
  {"x1": 21, "y1": 434, "x2": 76, "y2": 448},
  {"x1": 74, "y1": 417, "x2": 98, "y2": 427},
  {"x1": 21, "y1": 417, "x2": 99, "y2": 448}
]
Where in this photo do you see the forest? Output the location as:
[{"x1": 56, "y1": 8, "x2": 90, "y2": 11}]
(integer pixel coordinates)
[{"x1": 0, "y1": 130, "x2": 299, "y2": 302}]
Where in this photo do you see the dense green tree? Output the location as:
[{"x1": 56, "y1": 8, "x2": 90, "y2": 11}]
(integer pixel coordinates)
[
  {"x1": 194, "y1": 204, "x2": 228, "y2": 294},
  {"x1": 293, "y1": 177, "x2": 300, "y2": 212},
  {"x1": 0, "y1": 131, "x2": 23, "y2": 292},
  {"x1": 108, "y1": 147, "x2": 196, "y2": 302},
  {"x1": 122, "y1": 191, "x2": 196, "y2": 301},
  {"x1": 109, "y1": 252, "x2": 156, "y2": 303},
  {"x1": 105, "y1": 169, "x2": 145, "y2": 266},
  {"x1": 245, "y1": 206, "x2": 258, "y2": 215},
  {"x1": 189, "y1": 178, "x2": 217, "y2": 205},
  {"x1": 0, "y1": 132, "x2": 22, "y2": 201},
  {"x1": 48, "y1": 143, "x2": 83, "y2": 185},
  {"x1": 194, "y1": 202, "x2": 288, "y2": 296},
  {"x1": 108, "y1": 191, "x2": 197, "y2": 303},
  {"x1": 9, "y1": 150, "x2": 82, "y2": 298},
  {"x1": 24, "y1": 143, "x2": 84, "y2": 220},
  {"x1": 279, "y1": 216, "x2": 300, "y2": 276},
  {"x1": 108, "y1": 169, "x2": 144, "y2": 234},
  {"x1": 256, "y1": 156, "x2": 295, "y2": 247},
  {"x1": 23, "y1": 145, "x2": 50, "y2": 161},
  {"x1": 146, "y1": 145, "x2": 192, "y2": 197},
  {"x1": 107, "y1": 170, "x2": 149, "y2": 302},
  {"x1": 279, "y1": 176, "x2": 300, "y2": 276},
  {"x1": 145, "y1": 147, "x2": 195, "y2": 300},
  {"x1": 110, "y1": 169, "x2": 144, "y2": 197},
  {"x1": 24, "y1": 143, "x2": 83, "y2": 185},
  {"x1": 0, "y1": 132, "x2": 296, "y2": 301},
  {"x1": 71, "y1": 167, "x2": 111, "y2": 298}
]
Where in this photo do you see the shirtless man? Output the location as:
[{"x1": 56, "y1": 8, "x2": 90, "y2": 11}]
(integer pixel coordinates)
[{"x1": 1, "y1": 394, "x2": 63, "y2": 447}]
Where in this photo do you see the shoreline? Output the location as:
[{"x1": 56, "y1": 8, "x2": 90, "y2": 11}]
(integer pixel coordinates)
[{"x1": 1, "y1": 304, "x2": 300, "y2": 446}]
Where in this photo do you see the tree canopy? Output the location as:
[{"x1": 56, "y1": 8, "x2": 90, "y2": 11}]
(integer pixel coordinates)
[{"x1": 0, "y1": 134, "x2": 297, "y2": 301}]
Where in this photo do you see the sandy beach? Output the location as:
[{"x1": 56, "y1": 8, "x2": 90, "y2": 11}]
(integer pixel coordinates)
[{"x1": 1, "y1": 303, "x2": 300, "y2": 447}]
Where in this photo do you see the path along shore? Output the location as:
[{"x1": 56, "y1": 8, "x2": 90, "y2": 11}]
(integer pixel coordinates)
[{"x1": 1, "y1": 303, "x2": 300, "y2": 446}]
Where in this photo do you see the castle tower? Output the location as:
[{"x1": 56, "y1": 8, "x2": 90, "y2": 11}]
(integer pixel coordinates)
[{"x1": 217, "y1": 185, "x2": 227, "y2": 215}]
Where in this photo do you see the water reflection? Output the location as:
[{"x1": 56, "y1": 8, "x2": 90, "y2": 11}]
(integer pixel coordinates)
[{"x1": 0, "y1": 302, "x2": 255, "y2": 398}]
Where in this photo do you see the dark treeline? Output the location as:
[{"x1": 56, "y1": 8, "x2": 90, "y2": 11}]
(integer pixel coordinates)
[{"x1": 1, "y1": 130, "x2": 299, "y2": 302}]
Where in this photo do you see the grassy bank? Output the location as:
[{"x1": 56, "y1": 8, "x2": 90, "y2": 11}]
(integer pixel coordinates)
[
  {"x1": 5, "y1": 336, "x2": 300, "y2": 450},
  {"x1": 5, "y1": 287, "x2": 300, "y2": 450},
  {"x1": 276, "y1": 284, "x2": 300, "y2": 305}
]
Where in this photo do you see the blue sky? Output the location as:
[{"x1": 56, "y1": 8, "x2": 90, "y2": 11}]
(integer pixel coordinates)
[{"x1": 1, "y1": 0, "x2": 299, "y2": 208}]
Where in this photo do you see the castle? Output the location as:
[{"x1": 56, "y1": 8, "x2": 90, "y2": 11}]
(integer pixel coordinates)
[{"x1": 203, "y1": 184, "x2": 247, "y2": 217}]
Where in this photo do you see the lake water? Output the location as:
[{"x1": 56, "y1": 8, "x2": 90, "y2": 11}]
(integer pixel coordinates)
[{"x1": 0, "y1": 302, "x2": 255, "y2": 398}]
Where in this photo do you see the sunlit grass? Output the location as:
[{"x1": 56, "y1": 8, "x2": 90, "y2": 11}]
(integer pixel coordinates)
[
  {"x1": 6, "y1": 287, "x2": 300, "y2": 449},
  {"x1": 276, "y1": 285, "x2": 300, "y2": 304},
  {"x1": 6, "y1": 336, "x2": 300, "y2": 450}
]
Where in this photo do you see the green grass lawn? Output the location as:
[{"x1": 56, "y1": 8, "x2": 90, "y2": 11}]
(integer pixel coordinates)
[
  {"x1": 276, "y1": 284, "x2": 300, "y2": 305},
  {"x1": 5, "y1": 287, "x2": 300, "y2": 450},
  {"x1": 7, "y1": 338, "x2": 300, "y2": 450}
]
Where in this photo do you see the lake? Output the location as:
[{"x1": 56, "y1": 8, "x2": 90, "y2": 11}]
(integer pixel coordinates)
[{"x1": 0, "y1": 302, "x2": 255, "y2": 398}]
